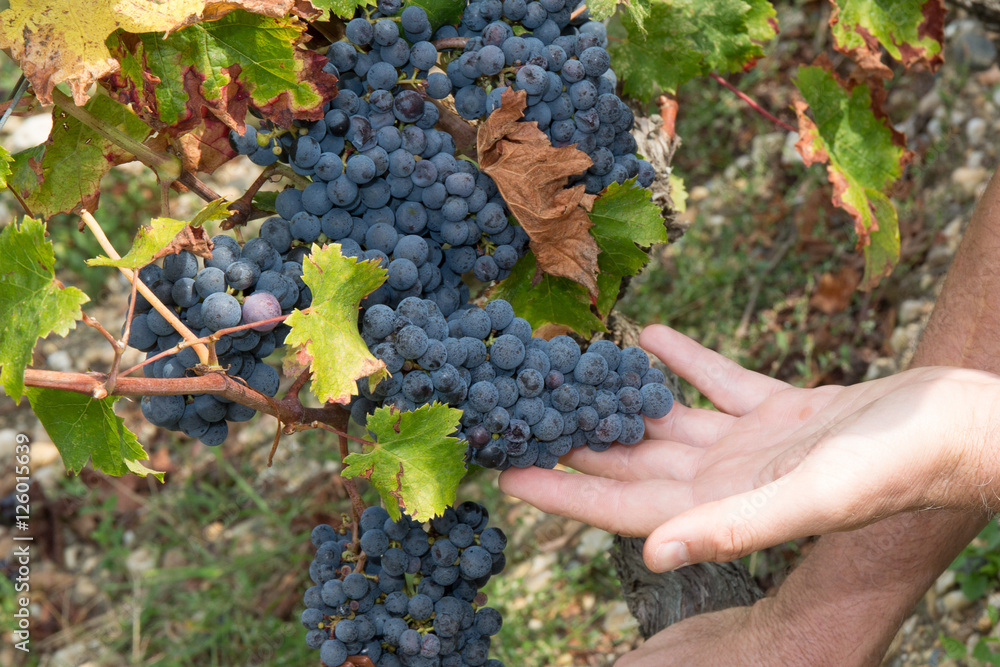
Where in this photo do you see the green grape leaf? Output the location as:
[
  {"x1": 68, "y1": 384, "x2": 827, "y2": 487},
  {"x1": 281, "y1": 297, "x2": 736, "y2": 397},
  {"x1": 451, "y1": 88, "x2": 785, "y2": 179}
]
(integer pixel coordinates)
[
  {"x1": 0, "y1": 145, "x2": 12, "y2": 189},
  {"x1": 25, "y1": 388, "x2": 164, "y2": 481},
  {"x1": 589, "y1": 181, "x2": 667, "y2": 316},
  {"x1": 342, "y1": 403, "x2": 467, "y2": 522},
  {"x1": 285, "y1": 244, "x2": 389, "y2": 405},
  {"x1": 309, "y1": 0, "x2": 368, "y2": 20},
  {"x1": 939, "y1": 634, "x2": 967, "y2": 659},
  {"x1": 586, "y1": 0, "x2": 651, "y2": 22},
  {"x1": 87, "y1": 217, "x2": 189, "y2": 269},
  {"x1": 489, "y1": 252, "x2": 607, "y2": 337},
  {"x1": 793, "y1": 62, "x2": 909, "y2": 290},
  {"x1": 252, "y1": 190, "x2": 279, "y2": 214},
  {"x1": 609, "y1": 0, "x2": 777, "y2": 99},
  {"x1": 402, "y1": 0, "x2": 465, "y2": 29},
  {"x1": 8, "y1": 95, "x2": 151, "y2": 217},
  {"x1": 829, "y1": 0, "x2": 944, "y2": 73},
  {"x1": 189, "y1": 198, "x2": 234, "y2": 227},
  {"x1": 0, "y1": 218, "x2": 89, "y2": 403},
  {"x1": 745, "y1": 0, "x2": 779, "y2": 42},
  {"x1": 104, "y1": 10, "x2": 338, "y2": 133}
]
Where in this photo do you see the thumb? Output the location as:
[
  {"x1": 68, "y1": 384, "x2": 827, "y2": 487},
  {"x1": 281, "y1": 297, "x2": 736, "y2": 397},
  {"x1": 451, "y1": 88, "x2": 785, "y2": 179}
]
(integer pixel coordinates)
[{"x1": 642, "y1": 473, "x2": 844, "y2": 572}]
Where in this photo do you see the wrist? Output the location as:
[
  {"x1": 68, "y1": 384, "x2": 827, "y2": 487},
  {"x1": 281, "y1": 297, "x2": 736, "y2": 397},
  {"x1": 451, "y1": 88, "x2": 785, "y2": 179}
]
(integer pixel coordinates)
[{"x1": 951, "y1": 369, "x2": 1000, "y2": 511}]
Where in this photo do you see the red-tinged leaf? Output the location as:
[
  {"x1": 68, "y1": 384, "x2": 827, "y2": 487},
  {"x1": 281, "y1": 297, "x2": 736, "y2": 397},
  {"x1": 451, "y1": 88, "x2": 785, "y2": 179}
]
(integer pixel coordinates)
[
  {"x1": 7, "y1": 95, "x2": 151, "y2": 217},
  {"x1": 104, "y1": 10, "x2": 337, "y2": 134},
  {"x1": 793, "y1": 59, "x2": 911, "y2": 289},
  {"x1": 829, "y1": 0, "x2": 945, "y2": 74},
  {"x1": 477, "y1": 88, "x2": 599, "y2": 298}
]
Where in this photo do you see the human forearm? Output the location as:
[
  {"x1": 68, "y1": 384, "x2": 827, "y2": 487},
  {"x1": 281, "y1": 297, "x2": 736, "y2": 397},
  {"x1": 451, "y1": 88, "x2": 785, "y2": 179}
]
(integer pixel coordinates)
[
  {"x1": 756, "y1": 168, "x2": 1000, "y2": 664},
  {"x1": 760, "y1": 511, "x2": 988, "y2": 665}
]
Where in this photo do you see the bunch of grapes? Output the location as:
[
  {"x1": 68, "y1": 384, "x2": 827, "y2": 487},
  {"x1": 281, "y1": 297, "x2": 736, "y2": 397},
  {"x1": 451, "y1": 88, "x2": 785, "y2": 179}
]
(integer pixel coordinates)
[
  {"x1": 229, "y1": 4, "x2": 532, "y2": 305},
  {"x1": 430, "y1": 0, "x2": 654, "y2": 194},
  {"x1": 128, "y1": 236, "x2": 308, "y2": 446},
  {"x1": 303, "y1": 504, "x2": 507, "y2": 667},
  {"x1": 352, "y1": 296, "x2": 673, "y2": 471},
  {"x1": 134, "y1": 0, "x2": 674, "y2": 661}
]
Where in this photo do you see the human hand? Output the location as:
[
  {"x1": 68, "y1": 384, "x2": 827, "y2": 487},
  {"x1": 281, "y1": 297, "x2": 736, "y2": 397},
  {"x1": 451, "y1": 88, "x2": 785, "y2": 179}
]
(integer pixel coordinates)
[{"x1": 499, "y1": 325, "x2": 1000, "y2": 572}]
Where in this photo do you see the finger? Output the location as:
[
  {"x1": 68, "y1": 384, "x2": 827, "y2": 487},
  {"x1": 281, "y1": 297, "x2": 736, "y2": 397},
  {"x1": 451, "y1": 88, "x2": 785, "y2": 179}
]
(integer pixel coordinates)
[
  {"x1": 639, "y1": 324, "x2": 788, "y2": 416},
  {"x1": 643, "y1": 402, "x2": 734, "y2": 447},
  {"x1": 498, "y1": 467, "x2": 693, "y2": 536},
  {"x1": 560, "y1": 440, "x2": 705, "y2": 482},
  {"x1": 641, "y1": 471, "x2": 855, "y2": 573}
]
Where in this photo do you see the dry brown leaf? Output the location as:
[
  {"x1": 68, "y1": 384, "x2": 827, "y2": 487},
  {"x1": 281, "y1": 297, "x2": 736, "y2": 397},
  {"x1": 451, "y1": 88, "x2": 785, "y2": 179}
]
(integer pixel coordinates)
[
  {"x1": 477, "y1": 88, "x2": 599, "y2": 298},
  {"x1": 809, "y1": 266, "x2": 860, "y2": 315},
  {"x1": 154, "y1": 226, "x2": 214, "y2": 260}
]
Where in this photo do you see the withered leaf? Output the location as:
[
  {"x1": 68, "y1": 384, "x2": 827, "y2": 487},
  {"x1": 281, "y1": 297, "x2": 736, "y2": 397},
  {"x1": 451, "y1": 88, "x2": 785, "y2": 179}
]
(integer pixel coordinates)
[
  {"x1": 154, "y1": 225, "x2": 214, "y2": 260},
  {"x1": 477, "y1": 88, "x2": 600, "y2": 298}
]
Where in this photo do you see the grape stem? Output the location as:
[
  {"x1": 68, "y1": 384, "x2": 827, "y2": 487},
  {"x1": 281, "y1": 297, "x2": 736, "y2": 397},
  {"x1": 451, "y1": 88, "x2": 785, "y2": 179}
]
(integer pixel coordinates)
[
  {"x1": 329, "y1": 408, "x2": 368, "y2": 555},
  {"x1": 109, "y1": 272, "x2": 142, "y2": 394},
  {"x1": 570, "y1": 3, "x2": 587, "y2": 19},
  {"x1": 710, "y1": 73, "x2": 796, "y2": 133},
  {"x1": 221, "y1": 164, "x2": 278, "y2": 230},
  {"x1": 117, "y1": 313, "x2": 291, "y2": 379},
  {"x1": 432, "y1": 37, "x2": 470, "y2": 50},
  {"x1": 80, "y1": 211, "x2": 210, "y2": 366}
]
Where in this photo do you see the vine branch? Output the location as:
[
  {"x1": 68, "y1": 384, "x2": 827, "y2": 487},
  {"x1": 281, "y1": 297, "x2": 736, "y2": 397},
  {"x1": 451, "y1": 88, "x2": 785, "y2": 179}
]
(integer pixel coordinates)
[
  {"x1": 21, "y1": 368, "x2": 345, "y2": 427},
  {"x1": 80, "y1": 211, "x2": 210, "y2": 365},
  {"x1": 222, "y1": 164, "x2": 277, "y2": 230},
  {"x1": 710, "y1": 73, "x2": 796, "y2": 133}
]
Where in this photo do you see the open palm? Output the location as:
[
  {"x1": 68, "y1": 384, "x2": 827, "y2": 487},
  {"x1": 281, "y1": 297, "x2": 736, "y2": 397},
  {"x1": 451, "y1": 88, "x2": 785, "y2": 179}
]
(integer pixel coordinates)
[{"x1": 500, "y1": 325, "x2": 995, "y2": 572}]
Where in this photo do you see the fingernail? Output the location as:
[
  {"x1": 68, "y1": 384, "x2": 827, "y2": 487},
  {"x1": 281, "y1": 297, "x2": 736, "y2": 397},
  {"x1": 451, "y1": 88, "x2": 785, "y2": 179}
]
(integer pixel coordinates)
[{"x1": 654, "y1": 541, "x2": 689, "y2": 571}]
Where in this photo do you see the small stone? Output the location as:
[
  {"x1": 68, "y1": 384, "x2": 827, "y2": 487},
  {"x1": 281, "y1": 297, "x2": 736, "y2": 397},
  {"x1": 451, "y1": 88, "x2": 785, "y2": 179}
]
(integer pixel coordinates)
[
  {"x1": 967, "y1": 117, "x2": 988, "y2": 146},
  {"x1": 927, "y1": 118, "x2": 943, "y2": 140},
  {"x1": 47, "y1": 350, "x2": 73, "y2": 373},
  {"x1": 950, "y1": 29, "x2": 998, "y2": 72},
  {"x1": 603, "y1": 600, "x2": 639, "y2": 634},
  {"x1": 968, "y1": 150, "x2": 985, "y2": 169},
  {"x1": 689, "y1": 185, "x2": 710, "y2": 202},
  {"x1": 935, "y1": 569, "x2": 957, "y2": 595},
  {"x1": 125, "y1": 547, "x2": 158, "y2": 577},
  {"x1": 977, "y1": 610, "x2": 994, "y2": 633},
  {"x1": 898, "y1": 299, "x2": 928, "y2": 325},
  {"x1": 781, "y1": 131, "x2": 803, "y2": 166},
  {"x1": 951, "y1": 166, "x2": 988, "y2": 196},
  {"x1": 917, "y1": 90, "x2": 943, "y2": 115},
  {"x1": 576, "y1": 527, "x2": 613, "y2": 560},
  {"x1": 751, "y1": 132, "x2": 785, "y2": 165},
  {"x1": 864, "y1": 358, "x2": 898, "y2": 381},
  {"x1": 940, "y1": 589, "x2": 974, "y2": 614},
  {"x1": 0, "y1": 428, "x2": 20, "y2": 460},
  {"x1": 28, "y1": 440, "x2": 60, "y2": 467},
  {"x1": 5, "y1": 114, "x2": 54, "y2": 152}
]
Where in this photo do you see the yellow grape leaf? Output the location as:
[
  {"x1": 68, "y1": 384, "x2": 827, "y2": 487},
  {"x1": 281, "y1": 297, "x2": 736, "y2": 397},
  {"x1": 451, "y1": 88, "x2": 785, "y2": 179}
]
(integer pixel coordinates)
[
  {"x1": 0, "y1": 0, "x2": 310, "y2": 107},
  {"x1": 285, "y1": 244, "x2": 389, "y2": 405}
]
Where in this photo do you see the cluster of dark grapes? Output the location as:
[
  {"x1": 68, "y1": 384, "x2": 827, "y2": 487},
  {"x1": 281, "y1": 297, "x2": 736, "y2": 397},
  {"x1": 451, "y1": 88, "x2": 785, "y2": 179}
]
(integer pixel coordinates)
[
  {"x1": 127, "y1": 234, "x2": 309, "y2": 446},
  {"x1": 427, "y1": 0, "x2": 654, "y2": 194},
  {"x1": 303, "y1": 504, "x2": 506, "y2": 667},
  {"x1": 351, "y1": 296, "x2": 674, "y2": 470},
  {"x1": 229, "y1": 3, "x2": 530, "y2": 303}
]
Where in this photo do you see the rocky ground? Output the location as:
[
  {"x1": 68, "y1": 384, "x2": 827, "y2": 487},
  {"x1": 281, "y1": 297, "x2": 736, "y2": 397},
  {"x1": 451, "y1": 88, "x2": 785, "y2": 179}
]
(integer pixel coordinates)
[{"x1": 3, "y1": 4, "x2": 1000, "y2": 666}]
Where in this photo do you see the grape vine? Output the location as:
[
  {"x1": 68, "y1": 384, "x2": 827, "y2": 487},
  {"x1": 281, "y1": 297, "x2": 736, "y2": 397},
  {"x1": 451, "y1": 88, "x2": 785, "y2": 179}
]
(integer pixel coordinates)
[{"x1": 0, "y1": 0, "x2": 949, "y2": 663}]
